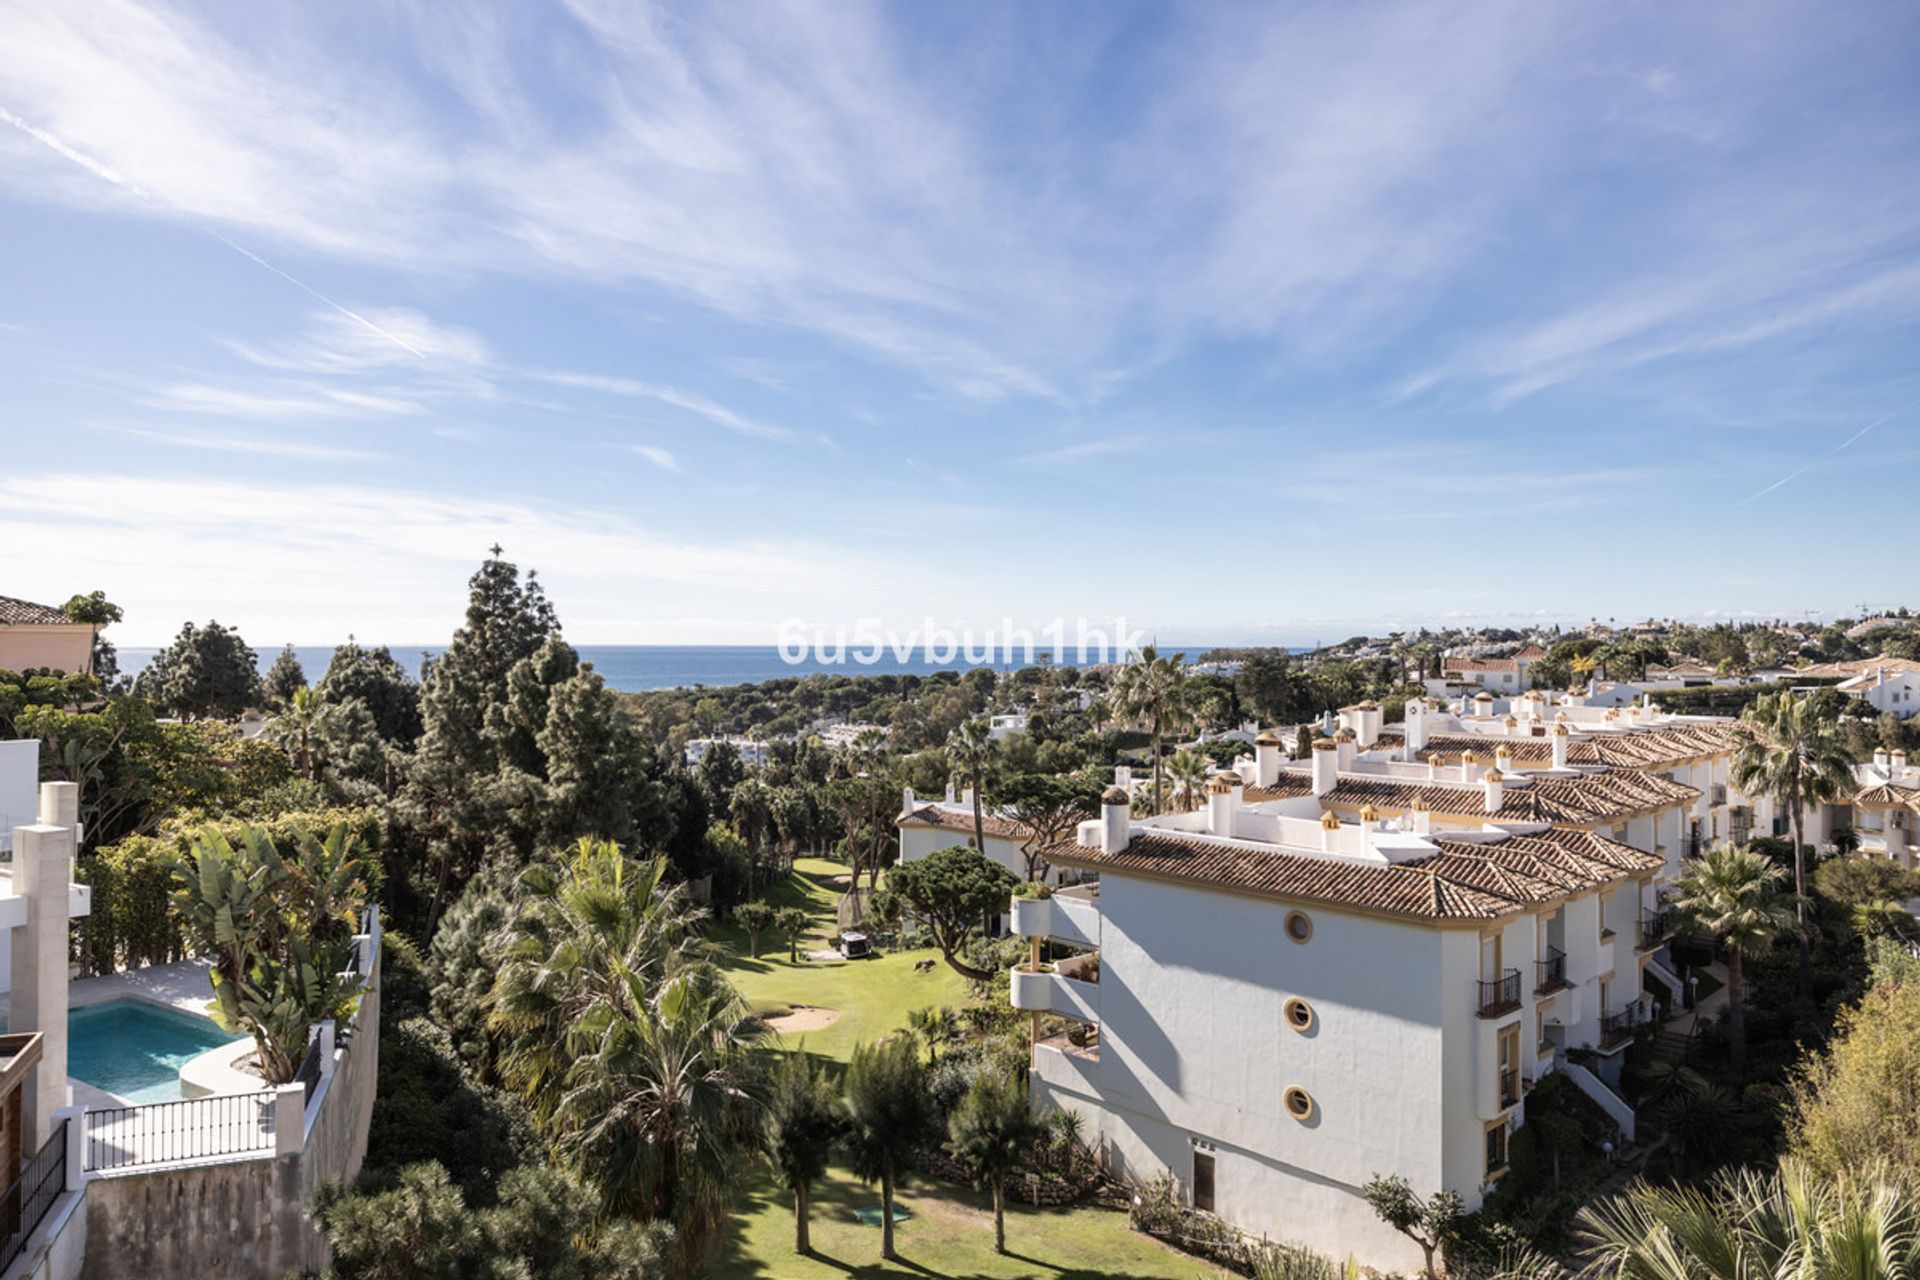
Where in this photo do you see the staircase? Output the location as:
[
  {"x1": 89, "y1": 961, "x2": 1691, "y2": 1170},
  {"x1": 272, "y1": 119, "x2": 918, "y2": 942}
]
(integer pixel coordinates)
[{"x1": 1649, "y1": 1021, "x2": 1694, "y2": 1068}]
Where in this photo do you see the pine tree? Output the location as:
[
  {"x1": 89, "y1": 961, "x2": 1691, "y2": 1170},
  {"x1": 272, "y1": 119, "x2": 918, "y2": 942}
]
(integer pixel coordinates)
[{"x1": 263, "y1": 645, "x2": 307, "y2": 706}]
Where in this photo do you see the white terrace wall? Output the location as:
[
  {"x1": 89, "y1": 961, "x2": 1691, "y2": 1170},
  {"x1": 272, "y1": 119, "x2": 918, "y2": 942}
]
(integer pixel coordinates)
[{"x1": 77, "y1": 937, "x2": 381, "y2": 1280}]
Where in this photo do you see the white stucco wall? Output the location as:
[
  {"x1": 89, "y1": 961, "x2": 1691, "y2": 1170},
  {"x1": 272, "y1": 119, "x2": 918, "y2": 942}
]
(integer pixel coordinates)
[{"x1": 1041, "y1": 873, "x2": 1475, "y2": 1271}]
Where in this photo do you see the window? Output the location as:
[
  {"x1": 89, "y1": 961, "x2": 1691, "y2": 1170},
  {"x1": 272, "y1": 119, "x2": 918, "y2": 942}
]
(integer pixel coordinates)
[
  {"x1": 1485, "y1": 1120, "x2": 1509, "y2": 1176},
  {"x1": 1497, "y1": 1024, "x2": 1521, "y2": 1108},
  {"x1": 1285, "y1": 912, "x2": 1313, "y2": 944},
  {"x1": 1284, "y1": 997, "x2": 1314, "y2": 1033},
  {"x1": 1192, "y1": 1151, "x2": 1215, "y2": 1213},
  {"x1": 1283, "y1": 1086, "x2": 1314, "y2": 1120}
]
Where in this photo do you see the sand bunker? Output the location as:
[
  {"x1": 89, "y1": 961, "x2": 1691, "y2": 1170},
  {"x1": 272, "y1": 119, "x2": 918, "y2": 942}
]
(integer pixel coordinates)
[
  {"x1": 764, "y1": 1004, "x2": 842, "y2": 1033},
  {"x1": 830, "y1": 874, "x2": 853, "y2": 886}
]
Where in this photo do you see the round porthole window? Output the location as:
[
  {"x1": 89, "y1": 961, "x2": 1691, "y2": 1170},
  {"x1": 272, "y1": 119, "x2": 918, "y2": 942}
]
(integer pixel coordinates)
[
  {"x1": 1284, "y1": 1086, "x2": 1314, "y2": 1120},
  {"x1": 1285, "y1": 911, "x2": 1313, "y2": 944},
  {"x1": 1284, "y1": 997, "x2": 1314, "y2": 1032}
]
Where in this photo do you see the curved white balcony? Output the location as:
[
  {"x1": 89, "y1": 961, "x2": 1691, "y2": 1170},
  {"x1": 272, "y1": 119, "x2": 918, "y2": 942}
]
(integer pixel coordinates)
[{"x1": 1008, "y1": 884, "x2": 1100, "y2": 948}]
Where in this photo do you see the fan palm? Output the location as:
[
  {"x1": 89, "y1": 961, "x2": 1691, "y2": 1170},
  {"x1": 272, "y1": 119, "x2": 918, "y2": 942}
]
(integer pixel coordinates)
[
  {"x1": 1111, "y1": 645, "x2": 1196, "y2": 815},
  {"x1": 1166, "y1": 748, "x2": 1210, "y2": 813},
  {"x1": 1668, "y1": 845, "x2": 1797, "y2": 1072},
  {"x1": 491, "y1": 840, "x2": 757, "y2": 1273},
  {"x1": 947, "y1": 718, "x2": 995, "y2": 851},
  {"x1": 263, "y1": 685, "x2": 339, "y2": 781},
  {"x1": 763, "y1": 1051, "x2": 845, "y2": 1254},
  {"x1": 1578, "y1": 1158, "x2": 1920, "y2": 1280},
  {"x1": 843, "y1": 1037, "x2": 930, "y2": 1262},
  {"x1": 1731, "y1": 689, "x2": 1856, "y2": 988}
]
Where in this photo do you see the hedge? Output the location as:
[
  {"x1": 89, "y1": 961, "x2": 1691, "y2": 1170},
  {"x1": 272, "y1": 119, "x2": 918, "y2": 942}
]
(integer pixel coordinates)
[{"x1": 77, "y1": 806, "x2": 382, "y2": 976}]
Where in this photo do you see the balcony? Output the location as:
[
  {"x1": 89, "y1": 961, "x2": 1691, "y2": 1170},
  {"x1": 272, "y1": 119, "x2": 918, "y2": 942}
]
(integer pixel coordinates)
[
  {"x1": 1599, "y1": 1004, "x2": 1640, "y2": 1051},
  {"x1": 1476, "y1": 969, "x2": 1521, "y2": 1018},
  {"x1": 1710, "y1": 784, "x2": 1727, "y2": 807},
  {"x1": 1009, "y1": 883, "x2": 1100, "y2": 949},
  {"x1": 1010, "y1": 958, "x2": 1100, "y2": 1023},
  {"x1": 1534, "y1": 946, "x2": 1568, "y2": 994},
  {"x1": 1498, "y1": 1065, "x2": 1520, "y2": 1109},
  {"x1": 1638, "y1": 909, "x2": 1674, "y2": 952}
]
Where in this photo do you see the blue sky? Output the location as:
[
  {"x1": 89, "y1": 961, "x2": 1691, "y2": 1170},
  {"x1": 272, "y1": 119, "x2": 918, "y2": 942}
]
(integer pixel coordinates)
[{"x1": 1, "y1": 1, "x2": 1916, "y2": 647}]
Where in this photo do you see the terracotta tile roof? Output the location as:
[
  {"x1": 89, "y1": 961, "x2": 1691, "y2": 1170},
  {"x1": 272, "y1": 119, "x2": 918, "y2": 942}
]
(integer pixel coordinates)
[
  {"x1": 0, "y1": 595, "x2": 72, "y2": 626},
  {"x1": 1373, "y1": 723, "x2": 1740, "y2": 771},
  {"x1": 1245, "y1": 767, "x2": 1697, "y2": 825},
  {"x1": 1798, "y1": 655, "x2": 1920, "y2": 679},
  {"x1": 898, "y1": 802, "x2": 1027, "y2": 841},
  {"x1": 1445, "y1": 656, "x2": 1518, "y2": 673},
  {"x1": 1042, "y1": 827, "x2": 1658, "y2": 922},
  {"x1": 1854, "y1": 783, "x2": 1920, "y2": 809}
]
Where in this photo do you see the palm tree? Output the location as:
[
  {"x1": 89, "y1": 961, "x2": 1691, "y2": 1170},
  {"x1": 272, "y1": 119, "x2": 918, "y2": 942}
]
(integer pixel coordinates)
[
  {"x1": 1165, "y1": 748, "x2": 1210, "y2": 813},
  {"x1": 263, "y1": 685, "x2": 337, "y2": 782},
  {"x1": 763, "y1": 1051, "x2": 846, "y2": 1255},
  {"x1": 1111, "y1": 645, "x2": 1196, "y2": 815},
  {"x1": 1669, "y1": 845, "x2": 1796, "y2": 1072},
  {"x1": 842, "y1": 1037, "x2": 929, "y2": 1262},
  {"x1": 490, "y1": 840, "x2": 758, "y2": 1274},
  {"x1": 946, "y1": 1073, "x2": 1045, "y2": 1254},
  {"x1": 1579, "y1": 1158, "x2": 1920, "y2": 1280},
  {"x1": 947, "y1": 718, "x2": 995, "y2": 852},
  {"x1": 1731, "y1": 689, "x2": 1856, "y2": 987}
]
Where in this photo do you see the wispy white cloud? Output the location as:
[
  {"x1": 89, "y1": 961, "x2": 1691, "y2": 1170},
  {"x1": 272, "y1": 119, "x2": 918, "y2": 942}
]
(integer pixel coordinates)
[
  {"x1": 113, "y1": 423, "x2": 390, "y2": 461},
  {"x1": 630, "y1": 444, "x2": 681, "y2": 473},
  {"x1": 525, "y1": 368, "x2": 800, "y2": 443},
  {"x1": 0, "y1": 470, "x2": 901, "y2": 643},
  {"x1": 145, "y1": 383, "x2": 422, "y2": 419},
  {"x1": 1015, "y1": 436, "x2": 1148, "y2": 468}
]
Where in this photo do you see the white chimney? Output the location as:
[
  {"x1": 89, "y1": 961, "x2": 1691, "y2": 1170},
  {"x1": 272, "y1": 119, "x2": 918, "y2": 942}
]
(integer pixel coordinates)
[
  {"x1": 1894, "y1": 750, "x2": 1910, "y2": 779},
  {"x1": 1495, "y1": 745, "x2": 1514, "y2": 775},
  {"x1": 1319, "y1": 809, "x2": 1340, "y2": 852},
  {"x1": 1459, "y1": 750, "x2": 1479, "y2": 785},
  {"x1": 1355, "y1": 703, "x2": 1382, "y2": 747},
  {"x1": 1311, "y1": 738, "x2": 1339, "y2": 797},
  {"x1": 1405, "y1": 699, "x2": 1430, "y2": 755},
  {"x1": 1551, "y1": 724, "x2": 1569, "y2": 770},
  {"x1": 901, "y1": 786, "x2": 916, "y2": 816},
  {"x1": 1321, "y1": 710, "x2": 1337, "y2": 735},
  {"x1": 1875, "y1": 749, "x2": 1891, "y2": 777},
  {"x1": 1253, "y1": 733, "x2": 1283, "y2": 788},
  {"x1": 960, "y1": 786, "x2": 975, "y2": 811},
  {"x1": 1207, "y1": 772, "x2": 1242, "y2": 837},
  {"x1": 1483, "y1": 769, "x2": 1505, "y2": 815},
  {"x1": 1335, "y1": 731, "x2": 1357, "y2": 772},
  {"x1": 1409, "y1": 802, "x2": 1432, "y2": 835},
  {"x1": 1100, "y1": 786, "x2": 1131, "y2": 853},
  {"x1": 1114, "y1": 765, "x2": 1132, "y2": 789}
]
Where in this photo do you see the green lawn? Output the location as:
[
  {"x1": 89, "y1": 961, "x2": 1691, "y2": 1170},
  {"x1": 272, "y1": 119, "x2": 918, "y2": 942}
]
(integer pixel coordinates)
[
  {"x1": 708, "y1": 1165, "x2": 1229, "y2": 1280},
  {"x1": 715, "y1": 856, "x2": 969, "y2": 1062},
  {"x1": 706, "y1": 860, "x2": 1215, "y2": 1279}
]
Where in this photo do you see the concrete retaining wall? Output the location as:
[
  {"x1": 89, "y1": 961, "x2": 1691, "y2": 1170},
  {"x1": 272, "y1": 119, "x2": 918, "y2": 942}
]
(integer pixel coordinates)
[{"x1": 77, "y1": 930, "x2": 382, "y2": 1280}]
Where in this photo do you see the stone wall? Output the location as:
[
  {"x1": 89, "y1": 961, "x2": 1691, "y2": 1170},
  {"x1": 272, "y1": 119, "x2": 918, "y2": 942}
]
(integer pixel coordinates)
[{"x1": 77, "y1": 930, "x2": 382, "y2": 1280}]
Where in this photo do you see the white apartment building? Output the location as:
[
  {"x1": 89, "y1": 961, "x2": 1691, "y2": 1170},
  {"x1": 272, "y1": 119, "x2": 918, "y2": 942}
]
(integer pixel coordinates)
[
  {"x1": 1434, "y1": 644, "x2": 1547, "y2": 695},
  {"x1": 682, "y1": 735, "x2": 770, "y2": 768},
  {"x1": 897, "y1": 789, "x2": 1035, "y2": 884},
  {"x1": 1837, "y1": 748, "x2": 1918, "y2": 866},
  {"x1": 1832, "y1": 661, "x2": 1920, "y2": 720},
  {"x1": 1011, "y1": 779, "x2": 1663, "y2": 1271}
]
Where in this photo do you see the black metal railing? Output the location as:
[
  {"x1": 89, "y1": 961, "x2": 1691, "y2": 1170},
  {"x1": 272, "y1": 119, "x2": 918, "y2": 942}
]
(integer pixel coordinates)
[
  {"x1": 1498, "y1": 1066, "x2": 1520, "y2": 1109},
  {"x1": 1600, "y1": 1005, "x2": 1639, "y2": 1050},
  {"x1": 0, "y1": 1121, "x2": 68, "y2": 1272},
  {"x1": 1476, "y1": 969, "x2": 1521, "y2": 1017},
  {"x1": 1534, "y1": 946, "x2": 1568, "y2": 993},
  {"x1": 295, "y1": 1033, "x2": 325, "y2": 1105},
  {"x1": 83, "y1": 1090, "x2": 277, "y2": 1173},
  {"x1": 1639, "y1": 909, "x2": 1674, "y2": 951}
]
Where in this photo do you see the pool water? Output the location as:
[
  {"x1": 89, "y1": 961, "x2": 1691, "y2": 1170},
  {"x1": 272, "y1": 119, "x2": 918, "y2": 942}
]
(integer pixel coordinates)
[{"x1": 67, "y1": 999, "x2": 250, "y2": 1104}]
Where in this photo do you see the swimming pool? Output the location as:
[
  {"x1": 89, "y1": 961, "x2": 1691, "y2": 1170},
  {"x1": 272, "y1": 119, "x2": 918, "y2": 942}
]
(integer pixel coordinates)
[{"x1": 67, "y1": 999, "x2": 251, "y2": 1104}]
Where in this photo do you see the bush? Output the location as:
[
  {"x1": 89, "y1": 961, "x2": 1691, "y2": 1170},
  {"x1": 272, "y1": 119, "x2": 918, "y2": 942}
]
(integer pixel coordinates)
[{"x1": 78, "y1": 806, "x2": 383, "y2": 976}]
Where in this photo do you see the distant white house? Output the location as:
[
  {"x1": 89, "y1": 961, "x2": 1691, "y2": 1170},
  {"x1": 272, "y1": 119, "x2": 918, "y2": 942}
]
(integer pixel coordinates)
[
  {"x1": 1798, "y1": 655, "x2": 1920, "y2": 720},
  {"x1": 1434, "y1": 644, "x2": 1548, "y2": 695},
  {"x1": 684, "y1": 736, "x2": 770, "y2": 768},
  {"x1": 815, "y1": 722, "x2": 891, "y2": 750},
  {"x1": 987, "y1": 712, "x2": 1029, "y2": 741}
]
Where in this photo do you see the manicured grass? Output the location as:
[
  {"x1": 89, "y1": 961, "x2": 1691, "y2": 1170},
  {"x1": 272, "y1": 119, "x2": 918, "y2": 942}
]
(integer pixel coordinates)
[
  {"x1": 715, "y1": 856, "x2": 970, "y2": 1062},
  {"x1": 707, "y1": 1164, "x2": 1229, "y2": 1280}
]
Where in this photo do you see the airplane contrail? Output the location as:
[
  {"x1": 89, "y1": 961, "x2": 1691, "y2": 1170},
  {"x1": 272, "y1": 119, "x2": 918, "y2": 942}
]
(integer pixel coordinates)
[
  {"x1": 1736, "y1": 411, "x2": 1898, "y2": 507},
  {"x1": 0, "y1": 105, "x2": 425, "y2": 360}
]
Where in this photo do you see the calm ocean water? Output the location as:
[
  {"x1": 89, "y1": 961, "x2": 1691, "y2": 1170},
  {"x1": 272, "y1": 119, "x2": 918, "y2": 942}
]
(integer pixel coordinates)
[{"x1": 113, "y1": 643, "x2": 1288, "y2": 693}]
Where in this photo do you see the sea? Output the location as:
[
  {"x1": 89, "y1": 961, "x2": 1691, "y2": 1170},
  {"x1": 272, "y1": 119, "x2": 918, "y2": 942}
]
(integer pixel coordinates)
[{"x1": 112, "y1": 643, "x2": 1306, "y2": 694}]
